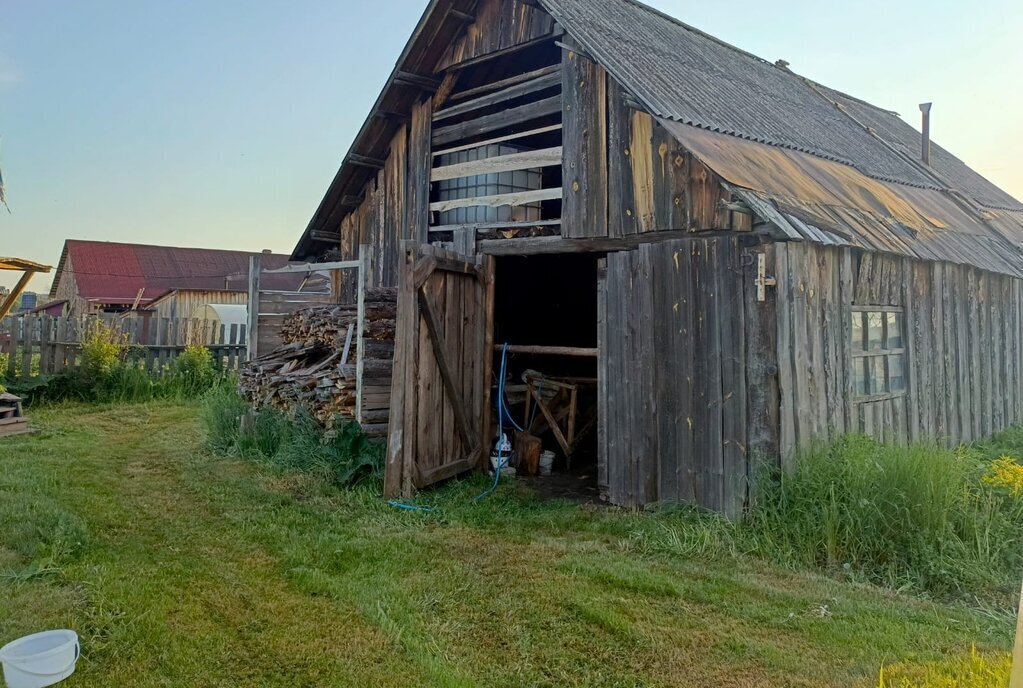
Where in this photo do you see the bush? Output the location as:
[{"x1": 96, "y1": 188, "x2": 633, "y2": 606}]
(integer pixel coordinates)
[
  {"x1": 174, "y1": 345, "x2": 216, "y2": 396},
  {"x1": 200, "y1": 387, "x2": 384, "y2": 488},
  {"x1": 80, "y1": 321, "x2": 128, "y2": 377},
  {"x1": 747, "y1": 436, "x2": 1023, "y2": 601},
  {"x1": 6, "y1": 345, "x2": 230, "y2": 406}
]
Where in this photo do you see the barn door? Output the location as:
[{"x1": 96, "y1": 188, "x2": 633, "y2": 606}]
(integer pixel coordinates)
[{"x1": 384, "y1": 243, "x2": 495, "y2": 499}]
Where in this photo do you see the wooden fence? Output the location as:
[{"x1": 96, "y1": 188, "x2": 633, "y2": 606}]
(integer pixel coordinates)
[{"x1": 0, "y1": 314, "x2": 247, "y2": 379}]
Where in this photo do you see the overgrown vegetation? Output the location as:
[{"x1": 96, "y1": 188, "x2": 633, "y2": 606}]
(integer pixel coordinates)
[
  {"x1": 641, "y1": 434, "x2": 1023, "y2": 606},
  {"x1": 2, "y1": 323, "x2": 230, "y2": 405},
  {"x1": 201, "y1": 386, "x2": 384, "y2": 487}
]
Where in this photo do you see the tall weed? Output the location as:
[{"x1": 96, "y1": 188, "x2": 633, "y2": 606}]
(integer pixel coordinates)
[{"x1": 200, "y1": 387, "x2": 384, "y2": 488}]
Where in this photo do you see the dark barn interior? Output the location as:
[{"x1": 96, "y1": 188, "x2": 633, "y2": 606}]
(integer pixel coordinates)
[{"x1": 492, "y1": 254, "x2": 600, "y2": 488}]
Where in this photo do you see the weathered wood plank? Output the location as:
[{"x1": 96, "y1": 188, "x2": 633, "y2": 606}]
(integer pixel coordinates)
[
  {"x1": 429, "y1": 187, "x2": 562, "y2": 213},
  {"x1": 562, "y1": 48, "x2": 608, "y2": 238},
  {"x1": 430, "y1": 146, "x2": 562, "y2": 182}
]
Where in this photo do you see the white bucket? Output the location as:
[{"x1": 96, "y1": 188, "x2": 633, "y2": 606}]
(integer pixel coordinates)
[
  {"x1": 0, "y1": 630, "x2": 79, "y2": 688},
  {"x1": 539, "y1": 451, "x2": 555, "y2": 476}
]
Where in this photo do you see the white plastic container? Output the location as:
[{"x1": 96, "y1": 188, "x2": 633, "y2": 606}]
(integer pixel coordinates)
[
  {"x1": 0, "y1": 630, "x2": 79, "y2": 688},
  {"x1": 539, "y1": 451, "x2": 555, "y2": 476},
  {"x1": 490, "y1": 433, "x2": 513, "y2": 473}
]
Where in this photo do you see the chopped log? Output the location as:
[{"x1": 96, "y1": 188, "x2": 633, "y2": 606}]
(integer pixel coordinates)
[{"x1": 239, "y1": 291, "x2": 396, "y2": 428}]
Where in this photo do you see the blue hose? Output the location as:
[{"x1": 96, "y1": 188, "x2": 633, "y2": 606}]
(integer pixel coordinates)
[{"x1": 473, "y1": 343, "x2": 514, "y2": 501}]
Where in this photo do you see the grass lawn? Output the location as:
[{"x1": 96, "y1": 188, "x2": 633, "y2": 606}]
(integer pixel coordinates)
[{"x1": 0, "y1": 403, "x2": 1015, "y2": 687}]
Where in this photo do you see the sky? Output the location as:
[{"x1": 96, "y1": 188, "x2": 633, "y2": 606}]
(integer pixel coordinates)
[{"x1": 2, "y1": 0, "x2": 1021, "y2": 292}]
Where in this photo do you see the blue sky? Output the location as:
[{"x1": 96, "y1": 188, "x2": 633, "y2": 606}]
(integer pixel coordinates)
[{"x1": 2, "y1": 0, "x2": 1021, "y2": 291}]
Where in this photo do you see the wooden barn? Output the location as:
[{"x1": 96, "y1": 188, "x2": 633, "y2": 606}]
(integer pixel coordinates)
[{"x1": 291, "y1": 0, "x2": 1023, "y2": 514}]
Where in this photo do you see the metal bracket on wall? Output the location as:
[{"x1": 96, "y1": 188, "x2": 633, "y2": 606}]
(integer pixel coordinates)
[{"x1": 755, "y1": 252, "x2": 777, "y2": 302}]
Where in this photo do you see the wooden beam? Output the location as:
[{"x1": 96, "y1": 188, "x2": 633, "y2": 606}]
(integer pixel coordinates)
[
  {"x1": 448, "y1": 65, "x2": 561, "y2": 104},
  {"x1": 375, "y1": 110, "x2": 411, "y2": 124},
  {"x1": 429, "y1": 187, "x2": 562, "y2": 214},
  {"x1": 478, "y1": 229, "x2": 759, "y2": 256},
  {"x1": 530, "y1": 385, "x2": 572, "y2": 457},
  {"x1": 495, "y1": 345, "x2": 598, "y2": 358},
  {"x1": 432, "y1": 96, "x2": 562, "y2": 147},
  {"x1": 393, "y1": 70, "x2": 442, "y2": 91},
  {"x1": 262, "y1": 260, "x2": 361, "y2": 274},
  {"x1": 310, "y1": 231, "x2": 342, "y2": 243},
  {"x1": 339, "y1": 194, "x2": 364, "y2": 207},
  {"x1": 246, "y1": 254, "x2": 260, "y2": 361},
  {"x1": 446, "y1": 31, "x2": 562, "y2": 72},
  {"x1": 431, "y1": 146, "x2": 562, "y2": 182},
  {"x1": 417, "y1": 458, "x2": 475, "y2": 488},
  {"x1": 432, "y1": 124, "x2": 563, "y2": 158},
  {"x1": 0, "y1": 271, "x2": 33, "y2": 319},
  {"x1": 348, "y1": 154, "x2": 386, "y2": 169},
  {"x1": 446, "y1": 8, "x2": 474, "y2": 23},
  {"x1": 429, "y1": 219, "x2": 562, "y2": 234},
  {"x1": 434, "y1": 72, "x2": 562, "y2": 122}
]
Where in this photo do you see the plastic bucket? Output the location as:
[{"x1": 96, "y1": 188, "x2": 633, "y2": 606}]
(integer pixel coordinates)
[
  {"x1": 539, "y1": 451, "x2": 555, "y2": 476},
  {"x1": 0, "y1": 630, "x2": 79, "y2": 688}
]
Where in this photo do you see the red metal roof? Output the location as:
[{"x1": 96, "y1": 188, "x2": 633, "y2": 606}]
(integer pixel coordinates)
[{"x1": 54, "y1": 241, "x2": 303, "y2": 305}]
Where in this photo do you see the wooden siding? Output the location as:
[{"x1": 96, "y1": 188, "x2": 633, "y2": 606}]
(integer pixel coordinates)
[
  {"x1": 562, "y1": 46, "x2": 607, "y2": 238},
  {"x1": 336, "y1": 121, "x2": 419, "y2": 298},
  {"x1": 774, "y1": 241, "x2": 1023, "y2": 453},
  {"x1": 601, "y1": 236, "x2": 751, "y2": 516},
  {"x1": 49, "y1": 255, "x2": 92, "y2": 316},
  {"x1": 436, "y1": 0, "x2": 556, "y2": 72}
]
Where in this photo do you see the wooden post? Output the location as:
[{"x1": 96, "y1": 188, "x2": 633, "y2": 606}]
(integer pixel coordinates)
[
  {"x1": 355, "y1": 244, "x2": 369, "y2": 425},
  {"x1": 0, "y1": 271, "x2": 34, "y2": 320},
  {"x1": 1012, "y1": 579, "x2": 1023, "y2": 688},
  {"x1": 246, "y1": 254, "x2": 261, "y2": 361}
]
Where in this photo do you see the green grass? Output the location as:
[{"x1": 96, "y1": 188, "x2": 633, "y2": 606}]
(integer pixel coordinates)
[{"x1": 0, "y1": 403, "x2": 1017, "y2": 687}]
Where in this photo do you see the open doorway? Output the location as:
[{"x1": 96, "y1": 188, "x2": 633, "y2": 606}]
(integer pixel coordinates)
[{"x1": 491, "y1": 253, "x2": 601, "y2": 502}]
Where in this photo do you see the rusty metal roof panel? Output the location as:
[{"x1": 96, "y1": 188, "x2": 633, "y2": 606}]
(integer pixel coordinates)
[{"x1": 665, "y1": 121, "x2": 1023, "y2": 277}]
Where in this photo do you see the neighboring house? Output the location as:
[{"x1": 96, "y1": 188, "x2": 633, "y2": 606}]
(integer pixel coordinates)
[
  {"x1": 49, "y1": 240, "x2": 307, "y2": 318},
  {"x1": 291, "y1": 0, "x2": 1023, "y2": 513}
]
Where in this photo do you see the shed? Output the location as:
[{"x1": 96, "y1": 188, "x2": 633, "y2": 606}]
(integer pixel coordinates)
[{"x1": 292, "y1": 0, "x2": 1023, "y2": 514}]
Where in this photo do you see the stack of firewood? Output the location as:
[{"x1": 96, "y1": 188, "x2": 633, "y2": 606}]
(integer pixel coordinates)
[
  {"x1": 279, "y1": 288, "x2": 397, "y2": 348},
  {"x1": 238, "y1": 289, "x2": 396, "y2": 427}
]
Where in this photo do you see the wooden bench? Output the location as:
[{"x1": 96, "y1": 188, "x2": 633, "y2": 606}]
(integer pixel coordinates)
[{"x1": 0, "y1": 393, "x2": 30, "y2": 438}]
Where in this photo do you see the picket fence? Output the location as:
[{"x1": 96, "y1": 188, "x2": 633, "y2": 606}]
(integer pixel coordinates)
[{"x1": 0, "y1": 314, "x2": 248, "y2": 379}]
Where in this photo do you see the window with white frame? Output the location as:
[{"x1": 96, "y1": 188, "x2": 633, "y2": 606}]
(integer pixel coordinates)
[{"x1": 851, "y1": 307, "x2": 907, "y2": 398}]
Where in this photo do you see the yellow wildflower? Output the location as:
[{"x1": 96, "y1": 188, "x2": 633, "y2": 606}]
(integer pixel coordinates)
[{"x1": 981, "y1": 456, "x2": 1023, "y2": 496}]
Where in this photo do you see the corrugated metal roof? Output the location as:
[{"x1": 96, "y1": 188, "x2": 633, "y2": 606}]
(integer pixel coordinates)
[
  {"x1": 55, "y1": 241, "x2": 302, "y2": 305},
  {"x1": 816, "y1": 86, "x2": 1023, "y2": 212},
  {"x1": 540, "y1": 0, "x2": 940, "y2": 189}
]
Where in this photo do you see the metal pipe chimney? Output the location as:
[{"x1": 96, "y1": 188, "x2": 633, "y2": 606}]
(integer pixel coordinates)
[{"x1": 919, "y1": 103, "x2": 932, "y2": 165}]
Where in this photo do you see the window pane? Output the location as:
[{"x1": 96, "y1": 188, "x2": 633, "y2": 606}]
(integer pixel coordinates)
[
  {"x1": 870, "y1": 357, "x2": 887, "y2": 395},
  {"x1": 853, "y1": 358, "x2": 869, "y2": 395},
  {"x1": 851, "y1": 312, "x2": 865, "y2": 353},
  {"x1": 888, "y1": 354, "x2": 906, "y2": 392},
  {"x1": 867, "y1": 313, "x2": 885, "y2": 351},
  {"x1": 887, "y1": 312, "x2": 904, "y2": 349}
]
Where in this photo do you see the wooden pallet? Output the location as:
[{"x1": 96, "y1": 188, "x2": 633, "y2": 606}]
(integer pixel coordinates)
[{"x1": 0, "y1": 393, "x2": 31, "y2": 438}]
